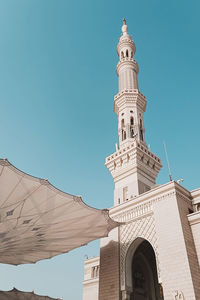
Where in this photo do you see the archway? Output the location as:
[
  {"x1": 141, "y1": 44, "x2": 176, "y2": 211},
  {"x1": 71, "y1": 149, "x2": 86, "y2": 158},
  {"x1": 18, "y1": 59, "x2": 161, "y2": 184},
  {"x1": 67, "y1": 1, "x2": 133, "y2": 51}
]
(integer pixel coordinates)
[{"x1": 125, "y1": 238, "x2": 163, "y2": 300}]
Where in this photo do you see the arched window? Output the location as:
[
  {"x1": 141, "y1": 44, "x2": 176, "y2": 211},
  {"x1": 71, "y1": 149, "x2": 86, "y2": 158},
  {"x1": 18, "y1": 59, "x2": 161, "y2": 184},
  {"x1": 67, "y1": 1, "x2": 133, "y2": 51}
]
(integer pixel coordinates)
[
  {"x1": 121, "y1": 51, "x2": 124, "y2": 59},
  {"x1": 121, "y1": 119, "x2": 125, "y2": 128},
  {"x1": 124, "y1": 131, "x2": 126, "y2": 140},
  {"x1": 140, "y1": 119, "x2": 143, "y2": 141},
  {"x1": 122, "y1": 129, "x2": 126, "y2": 141},
  {"x1": 131, "y1": 129, "x2": 134, "y2": 138},
  {"x1": 140, "y1": 130, "x2": 143, "y2": 141},
  {"x1": 131, "y1": 51, "x2": 133, "y2": 58},
  {"x1": 126, "y1": 49, "x2": 129, "y2": 57},
  {"x1": 130, "y1": 117, "x2": 134, "y2": 125}
]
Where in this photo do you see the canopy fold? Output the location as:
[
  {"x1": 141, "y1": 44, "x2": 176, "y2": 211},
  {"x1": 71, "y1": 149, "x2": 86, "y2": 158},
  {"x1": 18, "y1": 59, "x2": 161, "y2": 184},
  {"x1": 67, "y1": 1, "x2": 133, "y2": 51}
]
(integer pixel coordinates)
[
  {"x1": 0, "y1": 288, "x2": 61, "y2": 299},
  {"x1": 0, "y1": 159, "x2": 119, "y2": 265}
]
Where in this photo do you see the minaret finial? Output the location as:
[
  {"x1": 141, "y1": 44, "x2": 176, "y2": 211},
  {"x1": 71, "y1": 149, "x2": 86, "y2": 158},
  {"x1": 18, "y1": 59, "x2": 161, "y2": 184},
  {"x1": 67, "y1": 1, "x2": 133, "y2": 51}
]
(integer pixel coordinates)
[{"x1": 121, "y1": 18, "x2": 128, "y2": 35}]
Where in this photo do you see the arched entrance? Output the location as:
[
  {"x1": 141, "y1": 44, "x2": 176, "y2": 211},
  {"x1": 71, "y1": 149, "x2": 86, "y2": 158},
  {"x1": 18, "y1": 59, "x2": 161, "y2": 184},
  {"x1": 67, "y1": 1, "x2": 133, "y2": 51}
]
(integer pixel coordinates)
[{"x1": 125, "y1": 238, "x2": 163, "y2": 300}]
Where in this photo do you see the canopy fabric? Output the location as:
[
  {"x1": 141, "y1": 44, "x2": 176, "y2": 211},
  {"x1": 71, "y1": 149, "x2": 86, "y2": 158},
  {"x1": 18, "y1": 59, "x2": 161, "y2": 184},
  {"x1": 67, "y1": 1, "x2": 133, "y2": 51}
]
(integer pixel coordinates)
[
  {"x1": 0, "y1": 159, "x2": 119, "y2": 265},
  {"x1": 0, "y1": 288, "x2": 61, "y2": 299}
]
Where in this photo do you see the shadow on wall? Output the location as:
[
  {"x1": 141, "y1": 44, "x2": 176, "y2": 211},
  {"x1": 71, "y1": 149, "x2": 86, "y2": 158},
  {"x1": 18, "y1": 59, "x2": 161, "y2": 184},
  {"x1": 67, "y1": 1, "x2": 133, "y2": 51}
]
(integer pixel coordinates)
[{"x1": 98, "y1": 237, "x2": 164, "y2": 300}]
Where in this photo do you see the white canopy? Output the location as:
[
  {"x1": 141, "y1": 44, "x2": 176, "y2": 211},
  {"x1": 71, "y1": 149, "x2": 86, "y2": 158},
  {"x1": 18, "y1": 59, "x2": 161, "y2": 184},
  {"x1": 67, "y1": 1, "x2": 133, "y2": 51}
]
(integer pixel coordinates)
[
  {"x1": 0, "y1": 159, "x2": 118, "y2": 265},
  {"x1": 0, "y1": 288, "x2": 61, "y2": 300}
]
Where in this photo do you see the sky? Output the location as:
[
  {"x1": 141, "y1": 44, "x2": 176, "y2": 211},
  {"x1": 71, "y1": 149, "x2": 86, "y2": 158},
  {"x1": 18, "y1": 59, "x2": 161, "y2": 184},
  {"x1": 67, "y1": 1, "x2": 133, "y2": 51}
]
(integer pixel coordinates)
[{"x1": 0, "y1": 0, "x2": 200, "y2": 299}]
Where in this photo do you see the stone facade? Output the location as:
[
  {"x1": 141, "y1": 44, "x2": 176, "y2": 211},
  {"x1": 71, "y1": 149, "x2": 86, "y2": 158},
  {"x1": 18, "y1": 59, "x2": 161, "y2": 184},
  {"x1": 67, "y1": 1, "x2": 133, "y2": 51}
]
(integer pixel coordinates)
[
  {"x1": 82, "y1": 256, "x2": 100, "y2": 300},
  {"x1": 82, "y1": 20, "x2": 200, "y2": 300}
]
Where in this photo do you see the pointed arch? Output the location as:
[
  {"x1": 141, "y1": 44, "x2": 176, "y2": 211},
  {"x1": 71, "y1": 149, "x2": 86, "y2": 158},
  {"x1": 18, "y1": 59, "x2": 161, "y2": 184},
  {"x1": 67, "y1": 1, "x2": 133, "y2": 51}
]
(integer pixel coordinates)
[{"x1": 125, "y1": 238, "x2": 161, "y2": 299}]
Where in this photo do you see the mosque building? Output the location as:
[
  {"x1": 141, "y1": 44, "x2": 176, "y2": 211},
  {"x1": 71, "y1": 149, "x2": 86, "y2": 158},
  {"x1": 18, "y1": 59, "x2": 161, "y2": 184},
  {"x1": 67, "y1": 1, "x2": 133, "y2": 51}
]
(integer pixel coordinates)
[{"x1": 82, "y1": 19, "x2": 200, "y2": 300}]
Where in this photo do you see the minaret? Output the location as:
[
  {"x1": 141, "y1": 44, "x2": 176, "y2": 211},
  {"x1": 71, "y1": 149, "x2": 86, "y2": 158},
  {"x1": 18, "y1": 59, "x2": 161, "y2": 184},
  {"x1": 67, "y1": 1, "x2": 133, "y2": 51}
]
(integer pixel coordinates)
[{"x1": 105, "y1": 19, "x2": 162, "y2": 206}]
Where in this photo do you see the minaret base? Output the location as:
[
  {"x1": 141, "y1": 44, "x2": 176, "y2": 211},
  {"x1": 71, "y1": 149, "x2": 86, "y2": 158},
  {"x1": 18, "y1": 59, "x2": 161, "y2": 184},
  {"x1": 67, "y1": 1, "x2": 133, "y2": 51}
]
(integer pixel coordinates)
[{"x1": 105, "y1": 141, "x2": 162, "y2": 206}]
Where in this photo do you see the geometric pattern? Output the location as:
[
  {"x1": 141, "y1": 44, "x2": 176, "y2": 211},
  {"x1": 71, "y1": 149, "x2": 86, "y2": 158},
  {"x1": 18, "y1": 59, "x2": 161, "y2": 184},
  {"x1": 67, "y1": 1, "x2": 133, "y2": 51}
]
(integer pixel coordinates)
[
  {"x1": 0, "y1": 159, "x2": 119, "y2": 265},
  {"x1": 119, "y1": 213, "x2": 160, "y2": 288}
]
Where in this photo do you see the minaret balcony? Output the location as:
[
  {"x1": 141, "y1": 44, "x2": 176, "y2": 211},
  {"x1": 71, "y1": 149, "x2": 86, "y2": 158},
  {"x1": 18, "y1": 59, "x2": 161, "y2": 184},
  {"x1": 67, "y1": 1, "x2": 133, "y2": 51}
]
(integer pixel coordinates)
[
  {"x1": 105, "y1": 141, "x2": 162, "y2": 181},
  {"x1": 117, "y1": 38, "x2": 136, "y2": 55},
  {"x1": 114, "y1": 89, "x2": 146, "y2": 114}
]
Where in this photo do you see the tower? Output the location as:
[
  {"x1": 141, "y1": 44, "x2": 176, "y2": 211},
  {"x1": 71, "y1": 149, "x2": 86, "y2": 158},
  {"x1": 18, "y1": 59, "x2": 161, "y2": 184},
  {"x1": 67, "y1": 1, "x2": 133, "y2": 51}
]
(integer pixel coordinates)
[
  {"x1": 83, "y1": 20, "x2": 200, "y2": 300},
  {"x1": 105, "y1": 19, "x2": 162, "y2": 205}
]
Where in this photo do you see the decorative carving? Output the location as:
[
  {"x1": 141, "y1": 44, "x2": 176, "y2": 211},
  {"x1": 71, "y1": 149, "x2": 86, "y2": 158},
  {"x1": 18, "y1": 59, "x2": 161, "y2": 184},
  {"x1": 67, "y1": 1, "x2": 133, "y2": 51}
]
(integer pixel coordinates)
[
  {"x1": 172, "y1": 290, "x2": 184, "y2": 300},
  {"x1": 119, "y1": 214, "x2": 160, "y2": 289},
  {"x1": 114, "y1": 202, "x2": 153, "y2": 223},
  {"x1": 175, "y1": 191, "x2": 192, "y2": 205},
  {"x1": 113, "y1": 191, "x2": 177, "y2": 223}
]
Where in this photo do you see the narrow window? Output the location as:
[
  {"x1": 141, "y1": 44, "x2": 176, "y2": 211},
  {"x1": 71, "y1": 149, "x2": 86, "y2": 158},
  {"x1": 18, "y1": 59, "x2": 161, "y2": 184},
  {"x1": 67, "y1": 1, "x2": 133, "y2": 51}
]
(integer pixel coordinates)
[
  {"x1": 121, "y1": 51, "x2": 124, "y2": 59},
  {"x1": 121, "y1": 119, "x2": 125, "y2": 128},
  {"x1": 126, "y1": 49, "x2": 129, "y2": 57},
  {"x1": 131, "y1": 129, "x2": 134, "y2": 138},
  {"x1": 130, "y1": 117, "x2": 134, "y2": 125},
  {"x1": 91, "y1": 267, "x2": 95, "y2": 278},
  {"x1": 140, "y1": 130, "x2": 143, "y2": 141},
  {"x1": 123, "y1": 186, "x2": 128, "y2": 202},
  {"x1": 140, "y1": 119, "x2": 143, "y2": 141},
  {"x1": 124, "y1": 131, "x2": 126, "y2": 140},
  {"x1": 96, "y1": 266, "x2": 100, "y2": 277}
]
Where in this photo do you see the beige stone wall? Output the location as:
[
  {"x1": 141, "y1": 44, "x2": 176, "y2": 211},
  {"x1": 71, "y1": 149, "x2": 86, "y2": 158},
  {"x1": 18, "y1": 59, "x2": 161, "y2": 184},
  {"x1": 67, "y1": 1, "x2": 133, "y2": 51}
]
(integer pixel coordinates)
[
  {"x1": 82, "y1": 281, "x2": 99, "y2": 300},
  {"x1": 97, "y1": 182, "x2": 200, "y2": 300},
  {"x1": 188, "y1": 211, "x2": 200, "y2": 267},
  {"x1": 82, "y1": 256, "x2": 99, "y2": 300},
  {"x1": 191, "y1": 221, "x2": 200, "y2": 267},
  {"x1": 176, "y1": 194, "x2": 200, "y2": 299},
  {"x1": 154, "y1": 191, "x2": 200, "y2": 300},
  {"x1": 99, "y1": 227, "x2": 120, "y2": 300}
]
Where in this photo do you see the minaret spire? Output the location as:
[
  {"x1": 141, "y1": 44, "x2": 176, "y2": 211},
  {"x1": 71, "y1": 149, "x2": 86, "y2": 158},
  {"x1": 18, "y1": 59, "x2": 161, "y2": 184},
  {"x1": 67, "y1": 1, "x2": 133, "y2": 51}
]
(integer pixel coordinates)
[
  {"x1": 116, "y1": 18, "x2": 142, "y2": 147},
  {"x1": 121, "y1": 18, "x2": 128, "y2": 36},
  {"x1": 105, "y1": 21, "x2": 162, "y2": 205}
]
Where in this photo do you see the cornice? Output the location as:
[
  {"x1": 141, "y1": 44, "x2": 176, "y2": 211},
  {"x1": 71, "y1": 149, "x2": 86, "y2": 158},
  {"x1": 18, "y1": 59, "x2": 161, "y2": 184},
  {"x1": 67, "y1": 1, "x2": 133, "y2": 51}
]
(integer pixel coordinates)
[
  {"x1": 188, "y1": 211, "x2": 200, "y2": 226},
  {"x1": 82, "y1": 278, "x2": 99, "y2": 286},
  {"x1": 117, "y1": 38, "x2": 136, "y2": 55},
  {"x1": 110, "y1": 189, "x2": 177, "y2": 222},
  {"x1": 105, "y1": 141, "x2": 162, "y2": 179},
  {"x1": 114, "y1": 89, "x2": 146, "y2": 113},
  {"x1": 109, "y1": 181, "x2": 188, "y2": 219},
  {"x1": 84, "y1": 256, "x2": 100, "y2": 265}
]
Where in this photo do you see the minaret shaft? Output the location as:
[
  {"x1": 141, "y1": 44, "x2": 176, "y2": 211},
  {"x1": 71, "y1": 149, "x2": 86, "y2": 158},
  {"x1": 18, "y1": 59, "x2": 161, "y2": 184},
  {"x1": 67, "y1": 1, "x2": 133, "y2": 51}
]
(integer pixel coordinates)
[{"x1": 105, "y1": 20, "x2": 162, "y2": 206}]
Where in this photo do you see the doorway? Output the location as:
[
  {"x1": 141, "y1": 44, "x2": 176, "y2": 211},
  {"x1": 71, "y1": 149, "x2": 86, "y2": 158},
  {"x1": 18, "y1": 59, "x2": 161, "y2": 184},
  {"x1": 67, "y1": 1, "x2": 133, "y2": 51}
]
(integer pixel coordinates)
[{"x1": 130, "y1": 240, "x2": 162, "y2": 300}]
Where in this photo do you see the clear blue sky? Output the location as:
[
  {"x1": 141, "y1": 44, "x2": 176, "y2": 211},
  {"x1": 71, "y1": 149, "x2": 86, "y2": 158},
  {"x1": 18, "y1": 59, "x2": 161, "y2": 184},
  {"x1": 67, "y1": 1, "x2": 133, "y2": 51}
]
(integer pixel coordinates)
[{"x1": 0, "y1": 0, "x2": 199, "y2": 299}]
